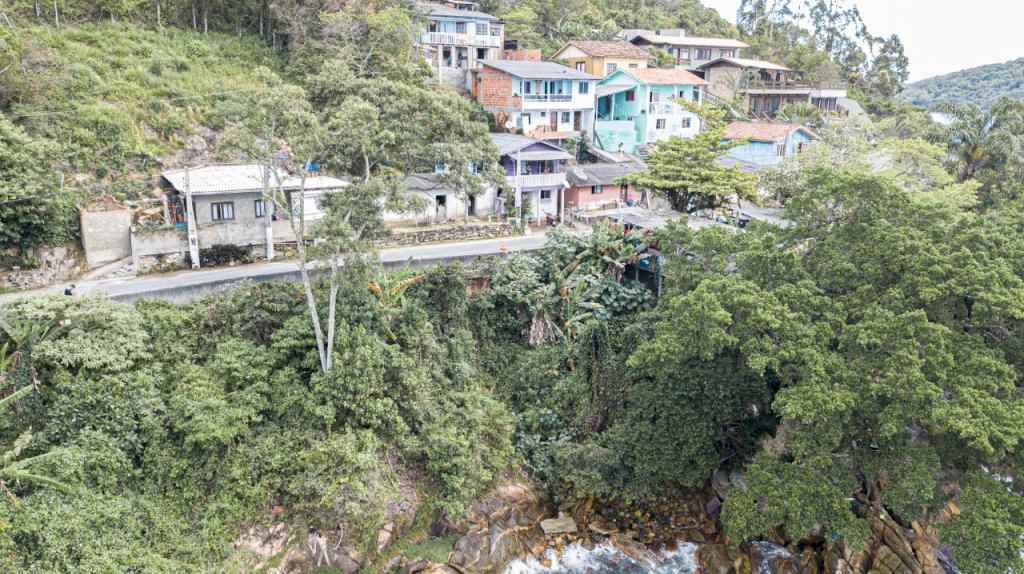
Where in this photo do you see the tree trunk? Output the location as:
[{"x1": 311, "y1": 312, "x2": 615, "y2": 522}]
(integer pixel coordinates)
[
  {"x1": 192, "y1": 1, "x2": 197, "y2": 29},
  {"x1": 203, "y1": 0, "x2": 208, "y2": 34},
  {"x1": 53, "y1": 0, "x2": 59, "y2": 27},
  {"x1": 156, "y1": 0, "x2": 161, "y2": 30}
]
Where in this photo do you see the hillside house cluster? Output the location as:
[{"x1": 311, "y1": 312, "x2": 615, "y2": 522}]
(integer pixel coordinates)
[{"x1": 81, "y1": 2, "x2": 850, "y2": 271}]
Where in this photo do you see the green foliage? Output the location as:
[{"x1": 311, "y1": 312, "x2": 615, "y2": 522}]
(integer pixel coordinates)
[
  {"x1": 902, "y1": 57, "x2": 1024, "y2": 111},
  {"x1": 938, "y1": 471, "x2": 1024, "y2": 574},
  {"x1": 626, "y1": 105, "x2": 757, "y2": 212}
]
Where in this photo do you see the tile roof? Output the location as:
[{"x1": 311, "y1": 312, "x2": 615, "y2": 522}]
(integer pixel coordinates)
[
  {"x1": 162, "y1": 165, "x2": 348, "y2": 195},
  {"x1": 479, "y1": 60, "x2": 598, "y2": 80},
  {"x1": 629, "y1": 31, "x2": 749, "y2": 49},
  {"x1": 699, "y1": 57, "x2": 791, "y2": 71},
  {"x1": 723, "y1": 122, "x2": 815, "y2": 142},
  {"x1": 417, "y1": 2, "x2": 500, "y2": 22},
  {"x1": 627, "y1": 67, "x2": 707, "y2": 86},
  {"x1": 567, "y1": 162, "x2": 645, "y2": 186},
  {"x1": 556, "y1": 41, "x2": 650, "y2": 59}
]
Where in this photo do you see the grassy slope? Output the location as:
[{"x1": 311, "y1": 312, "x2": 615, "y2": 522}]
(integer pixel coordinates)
[
  {"x1": 901, "y1": 57, "x2": 1024, "y2": 110},
  {"x1": 2, "y1": 23, "x2": 279, "y2": 193}
]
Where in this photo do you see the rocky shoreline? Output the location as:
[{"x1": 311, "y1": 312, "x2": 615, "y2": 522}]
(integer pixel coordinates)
[{"x1": 232, "y1": 476, "x2": 960, "y2": 574}]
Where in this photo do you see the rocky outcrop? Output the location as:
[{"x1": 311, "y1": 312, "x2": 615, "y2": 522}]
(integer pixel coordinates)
[
  {"x1": 0, "y1": 244, "x2": 87, "y2": 290},
  {"x1": 447, "y1": 482, "x2": 547, "y2": 573}
]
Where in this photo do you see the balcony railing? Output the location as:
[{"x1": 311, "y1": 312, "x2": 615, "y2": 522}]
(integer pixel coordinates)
[
  {"x1": 523, "y1": 94, "x2": 573, "y2": 103},
  {"x1": 744, "y1": 79, "x2": 848, "y2": 91},
  {"x1": 648, "y1": 101, "x2": 694, "y2": 115},
  {"x1": 421, "y1": 32, "x2": 502, "y2": 48},
  {"x1": 505, "y1": 173, "x2": 567, "y2": 189}
]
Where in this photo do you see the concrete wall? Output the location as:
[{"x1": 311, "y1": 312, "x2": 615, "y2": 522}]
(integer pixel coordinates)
[
  {"x1": 383, "y1": 188, "x2": 499, "y2": 225},
  {"x1": 131, "y1": 227, "x2": 188, "y2": 259},
  {"x1": 80, "y1": 207, "x2": 132, "y2": 267},
  {"x1": 565, "y1": 183, "x2": 639, "y2": 210}
]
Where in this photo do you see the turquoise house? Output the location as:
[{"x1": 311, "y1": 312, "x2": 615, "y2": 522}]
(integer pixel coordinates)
[
  {"x1": 723, "y1": 122, "x2": 817, "y2": 168},
  {"x1": 594, "y1": 68, "x2": 707, "y2": 154}
]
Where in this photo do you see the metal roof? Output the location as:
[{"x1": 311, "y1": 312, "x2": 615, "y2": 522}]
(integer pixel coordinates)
[
  {"x1": 162, "y1": 165, "x2": 348, "y2": 195},
  {"x1": 699, "y1": 57, "x2": 791, "y2": 72},
  {"x1": 488, "y1": 133, "x2": 567, "y2": 157},
  {"x1": 628, "y1": 30, "x2": 749, "y2": 49},
  {"x1": 479, "y1": 60, "x2": 598, "y2": 80},
  {"x1": 417, "y1": 2, "x2": 500, "y2": 22},
  {"x1": 567, "y1": 162, "x2": 645, "y2": 186}
]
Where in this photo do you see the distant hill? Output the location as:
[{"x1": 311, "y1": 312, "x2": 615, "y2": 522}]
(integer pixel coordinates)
[{"x1": 902, "y1": 58, "x2": 1024, "y2": 110}]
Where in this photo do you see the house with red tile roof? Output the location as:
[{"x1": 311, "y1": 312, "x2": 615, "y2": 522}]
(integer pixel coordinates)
[
  {"x1": 552, "y1": 40, "x2": 651, "y2": 78},
  {"x1": 722, "y1": 122, "x2": 818, "y2": 168}
]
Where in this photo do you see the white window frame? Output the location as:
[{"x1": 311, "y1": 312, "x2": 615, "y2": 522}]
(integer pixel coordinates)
[
  {"x1": 211, "y1": 201, "x2": 235, "y2": 221},
  {"x1": 254, "y1": 198, "x2": 266, "y2": 218}
]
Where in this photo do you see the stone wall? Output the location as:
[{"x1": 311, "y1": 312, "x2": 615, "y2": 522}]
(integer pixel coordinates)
[
  {"x1": 80, "y1": 206, "x2": 133, "y2": 267},
  {"x1": 381, "y1": 222, "x2": 518, "y2": 247},
  {"x1": 0, "y1": 245, "x2": 88, "y2": 290}
]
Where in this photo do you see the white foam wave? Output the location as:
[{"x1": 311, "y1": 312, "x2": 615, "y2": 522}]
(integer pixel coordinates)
[{"x1": 502, "y1": 541, "x2": 699, "y2": 574}]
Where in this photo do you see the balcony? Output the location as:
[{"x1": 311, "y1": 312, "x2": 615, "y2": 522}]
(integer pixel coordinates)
[
  {"x1": 523, "y1": 94, "x2": 573, "y2": 103},
  {"x1": 648, "y1": 101, "x2": 692, "y2": 115},
  {"x1": 421, "y1": 32, "x2": 502, "y2": 48},
  {"x1": 743, "y1": 79, "x2": 848, "y2": 93},
  {"x1": 505, "y1": 172, "x2": 568, "y2": 189}
]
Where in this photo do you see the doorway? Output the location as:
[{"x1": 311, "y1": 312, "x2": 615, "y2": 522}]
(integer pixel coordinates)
[
  {"x1": 574, "y1": 111, "x2": 582, "y2": 131},
  {"x1": 435, "y1": 195, "x2": 447, "y2": 220},
  {"x1": 549, "y1": 113, "x2": 558, "y2": 131},
  {"x1": 468, "y1": 195, "x2": 477, "y2": 217}
]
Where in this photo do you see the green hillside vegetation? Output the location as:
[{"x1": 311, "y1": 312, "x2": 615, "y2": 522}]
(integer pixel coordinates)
[
  {"x1": 0, "y1": 23, "x2": 278, "y2": 254},
  {"x1": 1, "y1": 23, "x2": 278, "y2": 179},
  {"x1": 902, "y1": 57, "x2": 1024, "y2": 110}
]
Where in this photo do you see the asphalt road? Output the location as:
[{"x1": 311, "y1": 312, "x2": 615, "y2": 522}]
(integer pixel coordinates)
[{"x1": 3, "y1": 232, "x2": 550, "y2": 304}]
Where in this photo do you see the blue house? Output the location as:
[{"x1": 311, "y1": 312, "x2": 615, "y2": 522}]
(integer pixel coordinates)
[
  {"x1": 723, "y1": 122, "x2": 817, "y2": 168},
  {"x1": 595, "y1": 68, "x2": 706, "y2": 154},
  {"x1": 490, "y1": 133, "x2": 574, "y2": 222}
]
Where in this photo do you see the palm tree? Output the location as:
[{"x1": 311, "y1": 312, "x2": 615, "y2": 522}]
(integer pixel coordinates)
[
  {"x1": 0, "y1": 313, "x2": 71, "y2": 497},
  {"x1": 938, "y1": 97, "x2": 1024, "y2": 182}
]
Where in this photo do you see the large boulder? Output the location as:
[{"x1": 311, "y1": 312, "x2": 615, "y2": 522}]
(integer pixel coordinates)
[{"x1": 447, "y1": 481, "x2": 547, "y2": 573}]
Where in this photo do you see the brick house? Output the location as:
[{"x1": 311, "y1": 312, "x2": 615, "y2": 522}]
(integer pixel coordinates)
[{"x1": 472, "y1": 60, "x2": 598, "y2": 144}]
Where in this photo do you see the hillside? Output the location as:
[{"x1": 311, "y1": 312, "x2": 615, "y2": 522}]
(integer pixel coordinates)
[
  {"x1": 901, "y1": 57, "x2": 1024, "y2": 110},
  {"x1": 0, "y1": 23, "x2": 279, "y2": 187}
]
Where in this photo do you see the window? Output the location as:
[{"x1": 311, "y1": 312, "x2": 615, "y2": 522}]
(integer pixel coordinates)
[
  {"x1": 625, "y1": 89, "x2": 635, "y2": 102},
  {"x1": 254, "y1": 199, "x2": 266, "y2": 218},
  {"x1": 721, "y1": 49, "x2": 736, "y2": 58},
  {"x1": 475, "y1": 23, "x2": 488, "y2": 35},
  {"x1": 578, "y1": 81, "x2": 589, "y2": 94},
  {"x1": 429, "y1": 20, "x2": 439, "y2": 33},
  {"x1": 681, "y1": 48, "x2": 690, "y2": 60},
  {"x1": 629, "y1": 63, "x2": 640, "y2": 69},
  {"x1": 656, "y1": 118, "x2": 667, "y2": 130},
  {"x1": 435, "y1": 162, "x2": 448, "y2": 173},
  {"x1": 540, "y1": 111, "x2": 546, "y2": 118},
  {"x1": 797, "y1": 142, "x2": 809, "y2": 154},
  {"x1": 591, "y1": 185, "x2": 602, "y2": 195},
  {"x1": 692, "y1": 90, "x2": 701, "y2": 103},
  {"x1": 682, "y1": 118, "x2": 692, "y2": 128},
  {"x1": 540, "y1": 190, "x2": 552, "y2": 200},
  {"x1": 606, "y1": 63, "x2": 618, "y2": 74},
  {"x1": 522, "y1": 113, "x2": 531, "y2": 126},
  {"x1": 524, "y1": 81, "x2": 532, "y2": 94},
  {"x1": 576, "y1": 62, "x2": 586, "y2": 72},
  {"x1": 456, "y1": 21, "x2": 467, "y2": 34},
  {"x1": 477, "y1": 48, "x2": 488, "y2": 60},
  {"x1": 696, "y1": 48, "x2": 713, "y2": 60},
  {"x1": 561, "y1": 112, "x2": 571, "y2": 124},
  {"x1": 776, "y1": 143, "x2": 787, "y2": 156},
  {"x1": 211, "y1": 201, "x2": 235, "y2": 221}
]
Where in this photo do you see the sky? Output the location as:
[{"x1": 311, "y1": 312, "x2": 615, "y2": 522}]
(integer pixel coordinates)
[{"x1": 698, "y1": 0, "x2": 1024, "y2": 82}]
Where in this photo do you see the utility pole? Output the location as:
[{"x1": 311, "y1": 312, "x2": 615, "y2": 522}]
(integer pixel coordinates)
[{"x1": 184, "y1": 167, "x2": 201, "y2": 269}]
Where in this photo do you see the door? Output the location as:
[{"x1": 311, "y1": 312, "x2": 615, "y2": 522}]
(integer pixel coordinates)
[
  {"x1": 549, "y1": 112, "x2": 558, "y2": 131},
  {"x1": 435, "y1": 195, "x2": 447, "y2": 220},
  {"x1": 468, "y1": 195, "x2": 477, "y2": 216},
  {"x1": 573, "y1": 111, "x2": 582, "y2": 131}
]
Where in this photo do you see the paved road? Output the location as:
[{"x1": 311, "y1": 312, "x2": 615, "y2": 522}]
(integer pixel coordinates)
[{"x1": 4, "y1": 233, "x2": 550, "y2": 304}]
